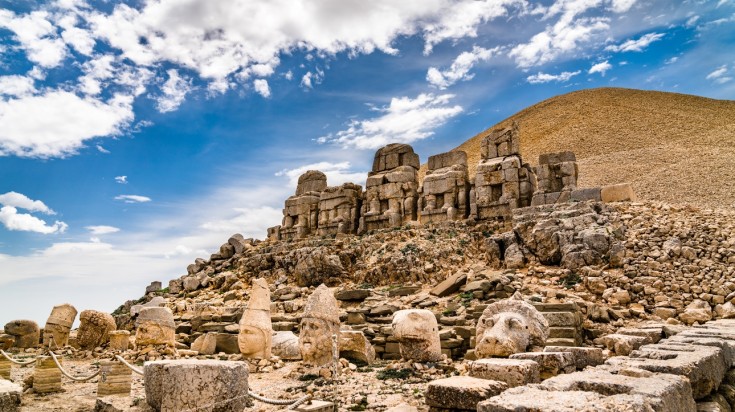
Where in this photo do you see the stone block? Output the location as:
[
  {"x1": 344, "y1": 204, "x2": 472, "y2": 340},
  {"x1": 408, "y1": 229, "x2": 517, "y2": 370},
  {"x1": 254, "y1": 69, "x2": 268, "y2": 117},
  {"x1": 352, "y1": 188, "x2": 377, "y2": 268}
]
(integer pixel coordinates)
[
  {"x1": 570, "y1": 187, "x2": 601, "y2": 202},
  {"x1": 292, "y1": 400, "x2": 336, "y2": 412},
  {"x1": 97, "y1": 360, "x2": 132, "y2": 397},
  {"x1": 144, "y1": 359, "x2": 251, "y2": 411},
  {"x1": 334, "y1": 289, "x2": 370, "y2": 301},
  {"x1": 510, "y1": 352, "x2": 575, "y2": 379},
  {"x1": 469, "y1": 358, "x2": 540, "y2": 387},
  {"x1": 426, "y1": 376, "x2": 507, "y2": 410},
  {"x1": 543, "y1": 346, "x2": 604, "y2": 370},
  {"x1": 594, "y1": 333, "x2": 650, "y2": 356},
  {"x1": 191, "y1": 333, "x2": 217, "y2": 355},
  {"x1": 477, "y1": 386, "x2": 660, "y2": 411},
  {"x1": 0, "y1": 380, "x2": 21, "y2": 412},
  {"x1": 600, "y1": 183, "x2": 636, "y2": 203},
  {"x1": 33, "y1": 355, "x2": 62, "y2": 394},
  {"x1": 339, "y1": 331, "x2": 376, "y2": 364},
  {"x1": 430, "y1": 272, "x2": 467, "y2": 297},
  {"x1": 542, "y1": 312, "x2": 580, "y2": 327}
]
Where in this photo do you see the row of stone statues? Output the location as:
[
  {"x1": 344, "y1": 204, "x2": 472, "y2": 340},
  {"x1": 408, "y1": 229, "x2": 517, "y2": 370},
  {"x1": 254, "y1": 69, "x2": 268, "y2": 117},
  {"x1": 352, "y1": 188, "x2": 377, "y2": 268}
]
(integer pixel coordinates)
[{"x1": 268, "y1": 123, "x2": 587, "y2": 240}]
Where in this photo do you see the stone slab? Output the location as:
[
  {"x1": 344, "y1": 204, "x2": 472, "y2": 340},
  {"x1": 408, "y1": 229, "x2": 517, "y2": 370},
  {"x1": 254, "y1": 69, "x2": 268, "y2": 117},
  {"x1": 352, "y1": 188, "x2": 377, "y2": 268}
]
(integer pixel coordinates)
[
  {"x1": 469, "y1": 358, "x2": 540, "y2": 387},
  {"x1": 430, "y1": 272, "x2": 467, "y2": 297},
  {"x1": 426, "y1": 376, "x2": 507, "y2": 410},
  {"x1": 543, "y1": 346, "x2": 605, "y2": 370},
  {"x1": 510, "y1": 352, "x2": 575, "y2": 379},
  {"x1": 292, "y1": 400, "x2": 336, "y2": 411}
]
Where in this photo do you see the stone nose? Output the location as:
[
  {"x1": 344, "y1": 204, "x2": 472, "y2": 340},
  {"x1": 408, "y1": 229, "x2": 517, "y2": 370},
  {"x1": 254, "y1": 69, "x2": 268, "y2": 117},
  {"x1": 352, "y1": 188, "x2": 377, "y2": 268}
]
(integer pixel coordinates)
[{"x1": 480, "y1": 335, "x2": 498, "y2": 347}]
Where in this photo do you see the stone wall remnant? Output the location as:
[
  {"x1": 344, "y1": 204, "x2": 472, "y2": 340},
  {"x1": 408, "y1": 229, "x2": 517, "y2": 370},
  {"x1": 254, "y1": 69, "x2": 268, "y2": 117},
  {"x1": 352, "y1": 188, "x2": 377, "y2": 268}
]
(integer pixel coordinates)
[
  {"x1": 300, "y1": 284, "x2": 340, "y2": 366},
  {"x1": 391, "y1": 309, "x2": 442, "y2": 362},
  {"x1": 317, "y1": 183, "x2": 362, "y2": 236},
  {"x1": 238, "y1": 278, "x2": 272, "y2": 359},
  {"x1": 280, "y1": 170, "x2": 327, "y2": 240},
  {"x1": 78, "y1": 310, "x2": 116, "y2": 350},
  {"x1": 532, "y1": 151, "x2": 578, "y2": 206},
  {"x1": 43, "y1": 303, "x2": 77, "y2": 348},
  {"x1": 419, "y1": 151, "x2": 470, "y2": 223},
  {"x1": 359, "y1": 144, "x2": 420, "y2": 232},
  {"x1": 475, "y1": 294, "x2": 549, "y2": 358}
]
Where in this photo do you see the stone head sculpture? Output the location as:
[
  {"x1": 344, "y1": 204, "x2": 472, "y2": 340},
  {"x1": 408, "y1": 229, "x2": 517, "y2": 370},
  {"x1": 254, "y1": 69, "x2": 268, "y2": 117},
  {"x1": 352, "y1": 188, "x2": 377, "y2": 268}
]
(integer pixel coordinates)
[
  {"x1": 238, "y1": 278, "x2": 273, "y2": 359},
  {"x1": 475, "y1": 293, "x2": 548, "y2": 358},
  {"x1": 391, "y1": 309, "x2": 442, "y2": 362},
  {"x1": 135, "y1": 307, "x2": 176, "y2": 347},
  {"x1": 43, "y1": 303, "x2": 77, "y2": 347},
  {"x1": 77, "y1": 310, "x2": 116, "y2": 350},
  {"x1": 3, "y1": 320, "x2": 40, "y2": 349},
  {"x1": 299, "y1": 284, "x2": 340, "y2": 366}
]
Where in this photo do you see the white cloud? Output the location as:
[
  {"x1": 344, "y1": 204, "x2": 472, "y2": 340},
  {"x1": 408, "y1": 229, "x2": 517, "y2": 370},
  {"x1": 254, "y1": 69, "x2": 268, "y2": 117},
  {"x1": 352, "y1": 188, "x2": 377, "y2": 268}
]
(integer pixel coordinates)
[
  {"x1": 276, "y1": 161, "x2": 366, "y2": 189},
  {"x1": 427, "y1": 46, "x2": 499, "y2": 89},
  {"x1": 526, "y1": 70, "x2": 581, "y2": 84},
  {"x1": 685, "y1": 15, "x2": 700, "y2": 27},
  {"x1": 588, "y1": 60, "x2": 612, "y2": 75},
  {"x1": 0, "y1": 10, "x2": 67, "y2": 68},
  {"x1": 665, "y1": 56, "x2": 679, "y2": 65},
  {"x1": 155, "y1": 69, "x2": 192, "y2": 113},
  {"x1": 78, "y1": 54, "x2": 116, "y2": 96},
  {"x1": 318, "y1": 93, "x2": 463, "y2": 150},
  {"x1": 115, "y1": 175, "x2": 128, "y2": 184},
  {"x1": 284, "y1": 71, "x2": 293, "y2": 81},
  {"x1": 605, "y1": 32, "x2": 664, "y2": 52},
  {"x1": 96, "y1": 145, "x2": 110, "y2": 153},
  {"x1": 0, "y1": 191, "x2": 56, "y2": 214},
  {"x1": 0, "y1": 206, "x2": 67, "y2": 234},
  {"x1": 86, "y1": 225, "x2": 120, "y2": 235},
  {"x1": 706, "y1": 65, "x2": 732, "y2": 84},
  {"x1": 0, "y1": 91, "x2": 134, "y2": 158},
  {"x1": 253, "y1": 79, "x2": 271, "y2": 98},
  {"x1": 608, "y1": 0, "x2": 637, "y2": 13},
  {"x1": 0, "y1": 75, "x2": 36, "y2": 97},
  {"x1": 114, "y1": 194, "x2": 151, "y2": 203}
]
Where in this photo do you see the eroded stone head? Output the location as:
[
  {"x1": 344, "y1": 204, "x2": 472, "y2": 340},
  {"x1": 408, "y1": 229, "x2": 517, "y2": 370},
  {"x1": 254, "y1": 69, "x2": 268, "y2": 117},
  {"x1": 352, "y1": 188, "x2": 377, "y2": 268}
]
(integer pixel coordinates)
[
  {"x1": 299, "y1": 284, "x2": 340, "y2": 366},
  {"x1": 135, "y1": 307, "x2": 176, "y2": 347},
  {"x1": 238, "y1": 278, "x2": 273, "y2": 359},
  {"x1": 78, "y1": 310, "x2": 116, "y2": 350},
  {"x1": 475, "y1": 294, "x2": 548, "y2": 358},
  {"x1": 3, "y1": 320, "x2": 40, "y2": 349},
  {"x1": 391, "y1": 309, "x2": 442, "y2": 362},
  {"x1": 43, "y1": 303, "x2": 77, "y2": 347}
]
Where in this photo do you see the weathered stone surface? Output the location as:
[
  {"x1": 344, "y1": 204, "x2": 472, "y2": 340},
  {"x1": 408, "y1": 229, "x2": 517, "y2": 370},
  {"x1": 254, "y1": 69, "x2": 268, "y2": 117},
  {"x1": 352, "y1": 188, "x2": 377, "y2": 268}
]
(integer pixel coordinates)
[
  {"x1": 228, "y1": 233, "x2": 251, "y2": 254},
  {"x1": 300, "y1": 285, "x2": 340, "y2": 366},
  {"x1": 339, "y1": 330, "x2": 376, "y2": 364},
  {"x1": 0, "y1": 379, "x2": 21, "y2": 411},
  {"x1": 317, "y1": 183, "x2": 362, "y2": 236},
  {"x1": 469, "y1": 358, "x2": 540, "y2": 387},
  {"x1": 43, "y1": 303, "x2": 77, "y2": 347},
  {"x1": 97, "y1": 360, "x2": 132, "y2": 397},
  {"x1": 600, "y1": 183, "x2": 636, "y2": 203},
  {"x1": 334, "y1": 289, "x2": 370, "y2": 301},
  {"x1": 476, "y1": 294, "x2": 549, "y2": 358},
  {"x1": 293, "y1": 248, "x2": 345, "y2": 287},
  {"x1": 238, "y1": 278, "x2": 272, "y2": 359},
  {"x1": 33, "y1": 355, "x2": 62, "y2": 394},
  {"x1": 3, "y1": 319, "x2": 39, "y2": 349},
  {"x1": 130, "y1": 296, "x2": 166, "y2": 317},
  {"x1": 108, "y1": 330, "x2": 130, "y2": 351},
  {"x1": 594, "y1": 333, "x2": 651, "y2": 356},
  {"x1": 419, "y1": 150, "x2": 469, "y2": 223},
  {"x1": 191, "y1": 333, "x2": 217, "y2": 355},
  {"x1": 391, "y1": 309, "x2": 442, "y2": 362},
  {"x1": 146, "y1": 281, "x2": 162, "y2": 294},
  {"x1": 144, "y1": 359, "x2": 251, "y2": 411},
  {"x1": 94, "y1": 396, "x2": 133, "y2": 412},
  {"x1": 430, "y1": 271, "x2": 467, "y2": 297},
  {"x1": 680, "y1": 300, "x2": 714, "y2": 325},
  {"x1": 426, "y1": 376, "x2": 507, "y2": 411},
  {"x1": 510, "y1": 352, "x2": 575, "y2": 379},
  {"x1": 78, "y1": 310, "x2": 116, "y2": 349},
  {"x1": 272, "y1": 331, "x2": 301, "y2": 360},
  {"x1": 135, "y1": 307, "x2": 176, "y2": 347},
  {"x1": 543, "y1": 346, "x2": 604, "y2": 370}
]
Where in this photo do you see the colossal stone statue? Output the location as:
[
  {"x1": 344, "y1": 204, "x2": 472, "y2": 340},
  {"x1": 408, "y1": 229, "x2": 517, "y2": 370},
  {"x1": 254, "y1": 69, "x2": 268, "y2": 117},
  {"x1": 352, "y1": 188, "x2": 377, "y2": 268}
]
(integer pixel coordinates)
[
  {"x1": 3, "y1": 320, "x2": 39, "y2": 349},
  {"x1": 419, "y1": 151, "x2": 470, "y2": 223},
  {"x1": 279, "y1": 170, "x2": 327, "y2": 240},
  {"x1": 318, "y1": 183, "x2": 362, "y2": 236},
  {"x1": 359, "y1": 144, "x2": 420, "y2": 233},
  {"x1": 299, "y1": 284, "x2": 340, "y2": 366},
  {"x1": 391, "y1": 309, "x2": 442, "y2": 362},
  {"x1": 531, "y1": 151, "x2": 579, "y2": 206},
  {"x1": 238, "y1": 278, "x2": 273, "y2": 359},
  {"x1": 135, "y1": 307, "x2": 176, "y2": 347},
  {"x1": 78, "y1": 310, "x2": 116, "y2": 350},
  {"x1": 475, "y1": 294, "x2": 549, "y2": 358},
  {"x1": 43, "y1": 303, "x2": 77, "y2": 347}
]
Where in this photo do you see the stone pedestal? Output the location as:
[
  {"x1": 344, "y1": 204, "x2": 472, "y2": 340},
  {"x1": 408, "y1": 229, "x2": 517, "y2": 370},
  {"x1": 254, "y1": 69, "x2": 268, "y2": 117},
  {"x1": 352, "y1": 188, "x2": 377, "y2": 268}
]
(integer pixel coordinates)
[
  {"x1": 0, "y1": 357, "x2": 10, "y2": 380},
  {"x1": 97, "y1": 360, "x2": 132, "y2": 397},
  {"x1": 144, "y1": 359, "x2": 251, "y2": 411},
  {"x1": 33, "y1": 355, "x2": 62, "y2": 394},
  {"x1": 108, "y1": 331, "x2": 131, "y2": 351}
]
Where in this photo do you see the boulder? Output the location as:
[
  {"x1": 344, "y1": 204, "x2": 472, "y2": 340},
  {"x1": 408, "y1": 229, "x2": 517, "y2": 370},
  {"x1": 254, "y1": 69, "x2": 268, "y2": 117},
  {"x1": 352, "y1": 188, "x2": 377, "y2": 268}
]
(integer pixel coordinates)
[
  {"x1": 339, "y1": 331, "x2": 375, "y2": 365},
  {"x1": 191, "y1": 333, "x2": 217, "y2": 355},
  {"x1": 680, "y1": 300, "x2": 713, "y2": 325}
]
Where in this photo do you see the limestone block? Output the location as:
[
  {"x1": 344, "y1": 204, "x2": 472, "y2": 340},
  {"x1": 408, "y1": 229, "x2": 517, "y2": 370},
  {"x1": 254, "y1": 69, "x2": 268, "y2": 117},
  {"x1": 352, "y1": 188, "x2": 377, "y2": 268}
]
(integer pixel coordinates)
[
  {"x1": 135, "y1": 307, "x2": 176, "y2": 347},
  {"x1": 391, "y1": 309, "x2": 442, "y2": 362},
  {"x1": 144, "y1": 359, "x2": 251, "y2": 411},
  {"x1": 43, "y1": 303, "x2": 77, "y2": 347},
  {"x1": 292, "y1": 400, "x2": 336, "y2": 412},
  {"x1": 227, "y1": 233, "x2": 250, "y2": 254},
  {"x1": 146, "y1": 281, "x2": 162, "y2": 294},
  {"x1": 3, "y1": 320, "x2": 39, "y2": 349},
  {"x1": 0, "y1": 379, "x2": 21, "y2": 411},
  {"x1": 97, "y1": 360, "x2": 132, "y2": 397},
  {"x1": 510, "y1": 352, "x2": 575, "y2": 379},
  {"x1": 606, "y1": 342, "x2": 727, "y2": 399},
  {"x1": 618, "y1": 327, "x2": 663, "y2": 343},
  {"x1": 0, "y1": 357, "x2": 10, "y2": 380},
  {"x1": 131, "y1": 296, "x2": 166, "y2": 317},
  {"x1": 215, "y1": 333, "x2": 240, "y2": 355},
  {"x1": 191, "y1": 333, "x2": 217, "y2": 355},
  {"x1": 594, "y1": 333, "x2": 651, "y2": 356},
  {"x1": 430, "y1": 272, "x2": 467, "y2": 297},
  {"x1": 426, "y1": 376, "x2": 507, "y2": 411},
  {"x1": 272, "y1": 331, "x2": 301, "y2": 360},
  {"x1": 428, "y1": 151, "x2": 467, "y2": 170},
  {"x1": 339, "y1": 330, "x2": 376, "y2": 364},
  {"x1": 680, "y1": 300, "x2": 714, "y2": 325},
  {"x1": 469, "y1": 358, "x2": 540, "y2": 387},
  {"x1": 108, "y1": 330, "x2": 130, "y2": 351},
  {"x1": 600, "y1": 183, "x2": 636, "y2": 203},
  {"x1": 33, "y1": 355, "x2": 62, "y2": 394},
  {"x1": 334, "y1": 289, "x2": 370, "y2": 301},
  {"x1": 476, "y1": 294, "x2": 549, "y2": 358},
  {"x1": 543, "y1": 346, "x2": 604, "y2": 370},
  {"x1": 570, "y1": 187, "x2": 602, "y2": 202},
  {"x1": 183, "y1": 276, "x2": 201, "y2": 292}
]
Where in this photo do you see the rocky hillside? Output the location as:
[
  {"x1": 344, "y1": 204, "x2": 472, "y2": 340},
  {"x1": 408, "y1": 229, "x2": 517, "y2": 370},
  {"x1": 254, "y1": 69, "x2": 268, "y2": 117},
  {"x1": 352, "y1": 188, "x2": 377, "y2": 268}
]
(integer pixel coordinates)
[{"x1": 451, "y1": 88, "x2": 735, "y2": 210}]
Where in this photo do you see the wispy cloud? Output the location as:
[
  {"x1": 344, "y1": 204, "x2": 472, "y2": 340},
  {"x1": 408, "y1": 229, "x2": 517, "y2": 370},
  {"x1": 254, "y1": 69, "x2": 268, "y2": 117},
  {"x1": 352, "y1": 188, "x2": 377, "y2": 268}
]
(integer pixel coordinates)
[
  {"x1": 588, "y1": 60, "x2": 612, "y2": 76},
  {"x1": 526, "y1": 70, "x2": 581, "y2": 84},
  {"x1": 605, "y1": 32, "x2": 665, "y2": 52},
  {"x1": 427, "y1": 46, "x2": 500, "y2": 89},
  {"x1": 114, "y1": 175, "x2": 127, "y2": 184},
  {"x1": 86, "y1": 225, "x2": 120, "y2": 235},
  {"x1": 706, "y1": 65, "x2": 732, "y2": 84},
  {"x1": 0, "y1": 191, "x2": 56, "y2": 214},
  {"x1": 155, "y1": 69, "x2": 192, "y2": 113},
  {"x1": 114, "y1": 194, "x2": 151, "y2": 203}
]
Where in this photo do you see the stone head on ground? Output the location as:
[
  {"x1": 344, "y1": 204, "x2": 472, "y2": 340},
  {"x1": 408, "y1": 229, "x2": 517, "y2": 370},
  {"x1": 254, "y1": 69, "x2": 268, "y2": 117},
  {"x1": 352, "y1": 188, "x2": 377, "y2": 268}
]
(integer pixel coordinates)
[
  {"x1": 3, "y1": 320, "x2": 40, "y2": 349},
  {"x1": 391, "y1": 309, "x2": 442, "y2": 362},
  {"x1": 77, "y1": 310, "x2": 116, "y2": 350},
  {"x1": 475, "y1": 293, "x2": 548, "y2": 358},
  {"x1": 299, "y1": 284, "x2": 340, "y2": 366},
  {"x1": 43, "y1": 303, "x2": 77, "y2": 347},
  {"x1": 135, "y1": 307, "x2": 176, "y2": 347},
  {"x1": 238, "y1": 278, "x2": 273, "y2": 359}
]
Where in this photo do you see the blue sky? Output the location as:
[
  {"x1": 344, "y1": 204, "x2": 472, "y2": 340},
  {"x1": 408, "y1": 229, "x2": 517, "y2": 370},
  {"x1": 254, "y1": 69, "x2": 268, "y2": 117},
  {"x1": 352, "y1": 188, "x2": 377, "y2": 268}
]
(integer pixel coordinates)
[{"x1": 1, "y1": 0, "x2": 733, "y2": 326}]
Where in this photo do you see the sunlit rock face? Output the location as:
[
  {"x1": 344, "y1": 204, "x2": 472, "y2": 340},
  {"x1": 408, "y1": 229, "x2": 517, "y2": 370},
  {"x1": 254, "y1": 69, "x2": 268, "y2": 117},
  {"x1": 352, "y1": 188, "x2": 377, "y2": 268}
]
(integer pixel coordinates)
[
  {"x1": 77, "y1": 310, "x2": 116, "y2": 350},
  {"x1": 135, "y1": 307, "x2": 176, "y2": 347},
  {"x1": 238, "y1": 278, "x2": 273, "y2": 359},
  {"x1": 299, "y1": 284, "x2": 340, "y2": 366},
  {"x1": 391, "y1": 309, "x2": 442, "y2": 362},
  {"x1": 43, "y1": 303, "x2": 77, "y2": 347},
  {"x1": 419, "y1": 151, "x2": 470, "y2": 223},
  {"x1": 475, "y1": 294, "x2": 549, "y2": 358}
]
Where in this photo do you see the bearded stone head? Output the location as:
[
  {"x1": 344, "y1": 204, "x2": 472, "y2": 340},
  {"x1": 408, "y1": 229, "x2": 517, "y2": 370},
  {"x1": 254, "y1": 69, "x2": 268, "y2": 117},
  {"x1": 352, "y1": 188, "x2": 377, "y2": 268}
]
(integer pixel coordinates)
[
  {"x1": 475, "y1": 294, "x2": 548, "y2": 358},
  {"x1": 299, "y1": 284, "x2": 340, "y2": 366},
  {"x1": 78, "y1": 310, "x2": 116, "y2": 350},
  {"x1": 391, "y1": 309, "x2": 442, "y2": 362}
]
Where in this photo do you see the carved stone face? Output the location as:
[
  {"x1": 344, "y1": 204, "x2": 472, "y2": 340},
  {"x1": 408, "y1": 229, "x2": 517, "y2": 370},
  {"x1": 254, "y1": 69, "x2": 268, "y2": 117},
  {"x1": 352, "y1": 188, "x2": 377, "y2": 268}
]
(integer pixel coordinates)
[
  {"x1": 476, "y1": 313, "x2": 531, "y2": 358},
  {"x1": 391, "y1": 309, "x2": 442, "y2": 362},
  {"x1": 238, "y1": 325, "x2": 267, "y2": 358},
  {"x1": 299, "y1": 317, "x2": 337, "y2": 366}
]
